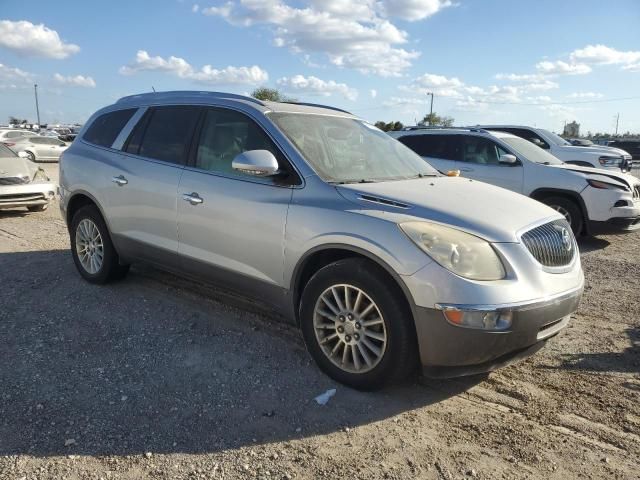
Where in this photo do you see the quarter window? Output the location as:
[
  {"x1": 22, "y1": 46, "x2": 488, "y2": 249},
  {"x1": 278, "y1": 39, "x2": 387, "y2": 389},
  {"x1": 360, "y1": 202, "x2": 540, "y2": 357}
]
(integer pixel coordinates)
[
  {"x1": 135, "y1": 106, "x2": 200, "y2": 164},
  {"x1": 83, "y1": 109, "x2": 136, "y2": 148}
]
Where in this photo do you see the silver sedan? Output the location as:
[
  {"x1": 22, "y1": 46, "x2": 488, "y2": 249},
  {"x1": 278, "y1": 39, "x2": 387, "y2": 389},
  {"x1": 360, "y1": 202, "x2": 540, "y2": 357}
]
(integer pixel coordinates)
[{"x1": 9, "y1": 135, "x2": 69, "y2": 162}]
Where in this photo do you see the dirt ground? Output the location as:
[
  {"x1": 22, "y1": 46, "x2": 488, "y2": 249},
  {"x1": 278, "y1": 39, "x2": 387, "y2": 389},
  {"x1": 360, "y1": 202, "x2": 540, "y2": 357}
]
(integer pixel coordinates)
[{"x1": 0, "y1": 164, "x2": 638, "y2": 480}]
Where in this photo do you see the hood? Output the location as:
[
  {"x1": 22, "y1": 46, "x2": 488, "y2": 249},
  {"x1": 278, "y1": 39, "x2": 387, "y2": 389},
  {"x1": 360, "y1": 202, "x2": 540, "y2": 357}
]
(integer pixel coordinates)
[
  {"x1": 557, "y1": 144, "x2": 629, "y2": 157},
  {"x1": 0, "y1": 154, "x2": 37, "y2": 180},
  {"x1": 551, "y1": 164, "x2": 639, "y2": 189},
  {"x1": 336, "y1": 177, "x2": 561, "y2": 243}
]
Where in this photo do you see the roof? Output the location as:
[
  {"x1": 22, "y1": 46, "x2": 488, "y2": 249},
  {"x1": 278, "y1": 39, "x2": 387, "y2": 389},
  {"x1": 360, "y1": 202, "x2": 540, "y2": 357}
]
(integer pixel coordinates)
[
  {"x1": 114, "y1": 90, "x2": 354, "y2": 118},
  {"x1": 388, "y1": 127, "x2": 518, "y2": 139}
]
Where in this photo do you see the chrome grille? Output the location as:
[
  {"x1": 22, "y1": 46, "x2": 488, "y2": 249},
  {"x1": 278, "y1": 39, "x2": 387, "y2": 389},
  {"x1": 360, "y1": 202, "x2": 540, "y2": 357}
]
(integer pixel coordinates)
[
  {"x1": 521, "y1": 220, "x2": 576, "y2": 267},
  {"x1": 0, "y1": 176, "x2": 30, "y2": 185}
]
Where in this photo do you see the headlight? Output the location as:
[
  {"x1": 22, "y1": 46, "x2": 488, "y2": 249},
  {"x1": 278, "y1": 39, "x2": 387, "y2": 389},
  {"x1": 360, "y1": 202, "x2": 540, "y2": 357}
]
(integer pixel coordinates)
[
  {"x1": 587, "y1": 179, "x2": 627, "y2": 191},
  {"x1": 399, "y1": 222, "x2": 506, "y2": 280},
  {"x1": 598, "y1": 155, "x2": 622, "y2": 166},
  {"x1": 33, "y1": 168, "x2": 49, "y2": 183}
]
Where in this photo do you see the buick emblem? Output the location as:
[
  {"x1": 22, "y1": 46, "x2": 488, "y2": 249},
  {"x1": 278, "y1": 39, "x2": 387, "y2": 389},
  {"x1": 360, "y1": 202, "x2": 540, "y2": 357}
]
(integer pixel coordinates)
[{"x1": 560, "y1": 227, "x2": 572, "y2": 252}]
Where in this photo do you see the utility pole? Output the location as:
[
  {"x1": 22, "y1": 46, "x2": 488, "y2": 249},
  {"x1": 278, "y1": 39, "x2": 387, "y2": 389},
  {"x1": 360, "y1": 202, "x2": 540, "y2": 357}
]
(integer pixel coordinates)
[
  {"x1": 427, "y1": 92, "x2": 434, "y2": 123},
  {"x1": 34, "y1": 84, "x2": 41, "y2": 127},
  {"x1": 614, "y1": 113, "x2": 619, "y2": 135}
]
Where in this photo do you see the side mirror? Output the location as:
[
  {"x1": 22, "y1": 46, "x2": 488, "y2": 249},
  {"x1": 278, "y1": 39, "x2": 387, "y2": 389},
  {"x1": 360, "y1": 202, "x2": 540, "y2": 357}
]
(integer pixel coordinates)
[
  {"x1": 17, "y1": 151, "x2": 29, "y2": 159},
  {"x1": 232, "y1": 150, "x2": 279, "y2": 176},
  {"x1": 499, "y1": 154, "x2": 518, "y2": 165}
]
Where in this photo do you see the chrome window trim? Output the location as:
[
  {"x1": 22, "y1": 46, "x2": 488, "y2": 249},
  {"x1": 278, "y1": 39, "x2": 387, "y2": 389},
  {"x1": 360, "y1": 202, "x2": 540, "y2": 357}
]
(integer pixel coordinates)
[{"x1": 111, "y1": 107, "x2": 148, "y2": 151}]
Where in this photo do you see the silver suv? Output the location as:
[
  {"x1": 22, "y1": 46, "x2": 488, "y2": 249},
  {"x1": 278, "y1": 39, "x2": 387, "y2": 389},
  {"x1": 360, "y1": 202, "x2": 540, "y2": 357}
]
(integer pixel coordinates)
[{"x1": 60, "y1": 91, "x2": 584, "y2": 390}]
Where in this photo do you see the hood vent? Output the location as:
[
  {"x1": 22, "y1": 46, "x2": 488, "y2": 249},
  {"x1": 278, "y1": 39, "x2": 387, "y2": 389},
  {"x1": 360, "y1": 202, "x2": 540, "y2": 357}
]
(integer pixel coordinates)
[{"x1": 358, "y1": 194, "x2": 411, "y2": 209}]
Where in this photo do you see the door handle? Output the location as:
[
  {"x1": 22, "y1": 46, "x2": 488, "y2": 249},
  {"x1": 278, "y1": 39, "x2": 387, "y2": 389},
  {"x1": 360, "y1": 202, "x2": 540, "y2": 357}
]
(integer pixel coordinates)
[
  {"x1": 182, "y1": 192, "x2": 204, "y2": 205},
  {"x1": 112, "y1": 175, "x2": 128, "y2": 186}
]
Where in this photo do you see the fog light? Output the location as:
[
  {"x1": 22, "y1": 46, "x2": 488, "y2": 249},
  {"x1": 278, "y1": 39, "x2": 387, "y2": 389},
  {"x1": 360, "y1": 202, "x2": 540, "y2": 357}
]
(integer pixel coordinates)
[
  {"x1": 442, "y1": 309, "x2": 512, "y2": 331},
  {"x1": 48, "y1": 191, "x2": 55, "y2": 198}
]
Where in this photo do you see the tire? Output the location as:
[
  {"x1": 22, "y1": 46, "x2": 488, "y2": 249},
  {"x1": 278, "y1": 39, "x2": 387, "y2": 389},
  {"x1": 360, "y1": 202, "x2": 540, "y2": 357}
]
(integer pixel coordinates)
[
  {"x1": 541, "y1": 196, "x2": 583, "y2": 235},
  {"x1": 27, "y1": 204, "x2": 48, "y2": 212},
  {"x1": 24, "y1": 151, "x2": 36, "y2": 162},
  {"x1": 70, "y1": 204, "x2": 130, "y2": 284},
  {"x1": 299, "y1": 258, "x2": 418, "y2": 391}
]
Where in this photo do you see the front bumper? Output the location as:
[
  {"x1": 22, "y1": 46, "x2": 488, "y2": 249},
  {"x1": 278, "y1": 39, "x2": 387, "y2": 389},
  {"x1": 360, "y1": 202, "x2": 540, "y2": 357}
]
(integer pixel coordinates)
[
  {"x1": 0, "y1": 182, "x2": 57, "y2": 209},
  {"x1": 413, "y1": 286, "x2": 583, "y2": 378},
  {"x1": 588, "y1": 216, "x2": 640, "y2": 233}
]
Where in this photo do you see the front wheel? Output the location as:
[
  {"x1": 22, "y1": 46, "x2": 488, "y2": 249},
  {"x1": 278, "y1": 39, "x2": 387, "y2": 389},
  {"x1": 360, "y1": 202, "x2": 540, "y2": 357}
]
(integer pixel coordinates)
[
  {"x1": 70, "y1": 205, "x2": 130, "y2": 284},
  {"x1": 542, "y1": 196, "x2": 583, "y2": 235},
  {"x1": 24, "y1": 151, "x2": 36, "y2": 162},
  {"x1": 300, "y1": 258, "x2": 417, "y2": 390}
]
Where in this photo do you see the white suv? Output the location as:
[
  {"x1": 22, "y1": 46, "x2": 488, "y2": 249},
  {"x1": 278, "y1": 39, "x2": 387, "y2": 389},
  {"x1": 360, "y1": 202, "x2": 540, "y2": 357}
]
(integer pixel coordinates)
[
  {"x1": 476, "y1": 125, "x2": 633, "y2": 172},
  {"x1": 390, "y1": 127, "x2": 640, "y2": 235}
]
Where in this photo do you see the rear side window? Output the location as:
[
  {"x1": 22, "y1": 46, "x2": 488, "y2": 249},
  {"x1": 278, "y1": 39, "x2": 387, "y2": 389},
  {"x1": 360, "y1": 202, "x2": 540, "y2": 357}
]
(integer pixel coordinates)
[
  {"x1": 398, "y1": 134, "x2": 461, "y2": 160},
  {"x1": 491, "y1": 128, "x2": 550, "y2": 150},
  {"x1": 83, "y1": 109, "x2": 136, "y2": 148},
  {"x1": 133, "y1": 106, "x2": 200, "y2": 164}
]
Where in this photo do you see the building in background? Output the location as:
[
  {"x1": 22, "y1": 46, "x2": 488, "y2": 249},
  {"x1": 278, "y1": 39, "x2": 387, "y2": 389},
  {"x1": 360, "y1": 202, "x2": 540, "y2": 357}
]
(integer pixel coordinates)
[{"x1": 563, "y1": 121, "x2": 580, "y2": 137}]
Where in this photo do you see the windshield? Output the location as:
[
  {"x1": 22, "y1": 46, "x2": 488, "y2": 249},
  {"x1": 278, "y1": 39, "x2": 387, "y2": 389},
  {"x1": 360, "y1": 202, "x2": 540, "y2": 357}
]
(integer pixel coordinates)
[
  {"x1": 268, "y1": 113, "x2": 438, "y2": 183},
  {"x1": 0, "y1": 143, "x2": 17, "y2": 157},
  {"x1": 501, "y1": 136, "x2": 564, "y2": 165},
  {"x1": 539, "y1": 129, "x2": 571, "y2": 146}
]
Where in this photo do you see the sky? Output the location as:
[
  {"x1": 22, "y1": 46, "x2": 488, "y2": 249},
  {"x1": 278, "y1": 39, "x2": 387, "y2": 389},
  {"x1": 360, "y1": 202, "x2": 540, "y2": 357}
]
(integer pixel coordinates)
[{"x1": 1, "y1": 0, "x2": 639, "y2": 134}]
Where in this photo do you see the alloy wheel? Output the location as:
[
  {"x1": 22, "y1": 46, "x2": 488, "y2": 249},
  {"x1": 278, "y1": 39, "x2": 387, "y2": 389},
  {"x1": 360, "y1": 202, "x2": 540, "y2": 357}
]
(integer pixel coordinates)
[
  {"x1": 75, "y1": 218, "x2": 104, "y2": 274},
  {"x1": 313, "y1": 284, "x2": 387, "y2": 374}
]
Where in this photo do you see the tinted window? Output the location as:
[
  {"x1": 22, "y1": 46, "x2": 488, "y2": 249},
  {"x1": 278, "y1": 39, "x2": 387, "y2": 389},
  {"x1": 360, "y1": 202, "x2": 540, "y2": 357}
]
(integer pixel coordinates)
[
  {"x1": 84, "y1": 109, "x2": 136, "y2": 148},
  {"x1": 490, "y1": 128, "x2": 550, "y2": 149},
  {"x1": 30, "y1": 137, "x2": 45, "y2": 144},
  {"x1": 6, "y1": 131, "x2": 28, "y2": 138},
  {"x1": 461, "y1": 136, "x2": 508, "y2": 165},
  {"x1": 137, "y1": 106, "x2": 200, "y2": 164},
  {"x1": 195, "y1": 108, "x2": 286, "y2": 178},
  {"x1": 38, "y1": 137, "x2": 61, "y2": 145},
  {"x1": 398, "y1": 134, "x2": 461, "y2": 160}
]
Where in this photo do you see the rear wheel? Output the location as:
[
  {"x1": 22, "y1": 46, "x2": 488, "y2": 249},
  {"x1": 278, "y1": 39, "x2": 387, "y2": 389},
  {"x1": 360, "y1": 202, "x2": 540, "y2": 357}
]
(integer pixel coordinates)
[
  {"x1": 542, "y1": 196, "x2": 583, "y2": 235},
  {"x1": 24, "y1": 151, "x2": 36, "y2": 162},
  {"x1": 300, "y1": 258, "x2": 417, "y2": 390},
  {"x1": 70, "y1": 205, "x2": 130, "y2": 284}
]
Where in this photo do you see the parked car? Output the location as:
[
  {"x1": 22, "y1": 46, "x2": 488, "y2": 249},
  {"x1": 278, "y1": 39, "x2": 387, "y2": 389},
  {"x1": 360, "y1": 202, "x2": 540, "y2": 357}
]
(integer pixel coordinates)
[
  {"x1": 475, "y1": 125, "x2": 633, "y2": 172},
  {"x1": 0, "y1": 144, "x2": 56, "y2": 212},
  {"x1": 390, "y1": 128, "x2": 640, "y2": 235},
  {"x1": 59, "y1": 91, "x2": 584, "y2": 390},
  {"x1": 8, "y1": 136, "x2": 68, "y2": 162},
  {"x1": 0, "y1": 128, "x2": 32, "y2": 146},
  {"x1": 607, "y1": 139, "x2": 640, "y2": 162}
]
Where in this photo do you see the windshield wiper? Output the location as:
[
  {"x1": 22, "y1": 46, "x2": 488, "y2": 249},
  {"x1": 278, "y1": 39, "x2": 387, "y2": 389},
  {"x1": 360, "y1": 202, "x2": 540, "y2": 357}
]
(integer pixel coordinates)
[{"x1": 330, "y1": 179, "x2": 377, "y2": 184}]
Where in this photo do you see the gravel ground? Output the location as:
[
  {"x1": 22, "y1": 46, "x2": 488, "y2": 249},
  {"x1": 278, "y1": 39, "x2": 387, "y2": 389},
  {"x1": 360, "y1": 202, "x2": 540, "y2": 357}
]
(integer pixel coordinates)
[{"x1": 0, "y1": 164, "x2": 638, "y2": 479}]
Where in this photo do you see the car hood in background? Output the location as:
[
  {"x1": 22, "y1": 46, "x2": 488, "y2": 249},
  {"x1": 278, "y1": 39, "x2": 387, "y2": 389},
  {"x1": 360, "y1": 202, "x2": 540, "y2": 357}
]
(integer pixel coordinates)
[
  {"x1": 0, "y1": 155, "x2": 38, "y2": 180},
  {"x1": 336, "y1": 177, "x2": 560, "y2": 243},
  {"x1": 557, "y1": 144, "x2": 630, "y2": 157}
]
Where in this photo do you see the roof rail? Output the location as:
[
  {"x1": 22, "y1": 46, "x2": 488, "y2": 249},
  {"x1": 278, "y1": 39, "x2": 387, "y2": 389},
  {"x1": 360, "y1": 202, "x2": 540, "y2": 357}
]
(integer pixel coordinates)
[
  {"x1": 278, "y1": 101, "x2": 352, "y2": 115},
  {"x1": 402, "y1": 125, "x2": 492, "y2": 134},
  {"x1": 115, "y1": 90, "x2": 266, "y2": 106}
]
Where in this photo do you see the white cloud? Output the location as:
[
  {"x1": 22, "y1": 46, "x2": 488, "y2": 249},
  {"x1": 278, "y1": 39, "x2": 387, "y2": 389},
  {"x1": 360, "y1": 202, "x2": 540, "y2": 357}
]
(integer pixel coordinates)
[
  {"x1": 53, "y1": 73, "x2": 96, "y2": 88},
  {"x1": 119, "y1": 50, "x2": 268, "y2": 85},
  {"x1": 0, "y1": 20, "x2": 79, "y2": 59},
  {"x1": 201, "y1": 1, "x2": 454, "y2": 76},
  {"x1": 494, "y1": 72, "x2": 545, "y2": 82},
  {"x1": 380, "y1": 0, "x2": 453, "y2": 21},
  {"x1": 0, "y1": 63, "x2": 32, "y2": 82},
  {"x1": 535, "y1": 60, "x2": 592, "y2": 75},
  {"x1": 567, "y1": 92, "x2": 603, "y2": 99},
  {"x1": 570, "y1": 44, "x2": 640, "y2": 66},
  {"x1": 192, "y1": 3, "x2": 200, "y2": 13},
  {"x1": 370, "y1": 89, "x2": 377, "y2": 98},
  {"x1": 277, "y1": 74, "x2": 358, "y2": 100},
  {"x1": 622, "y1": 63, "x2": 640, "y2": 72}
]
